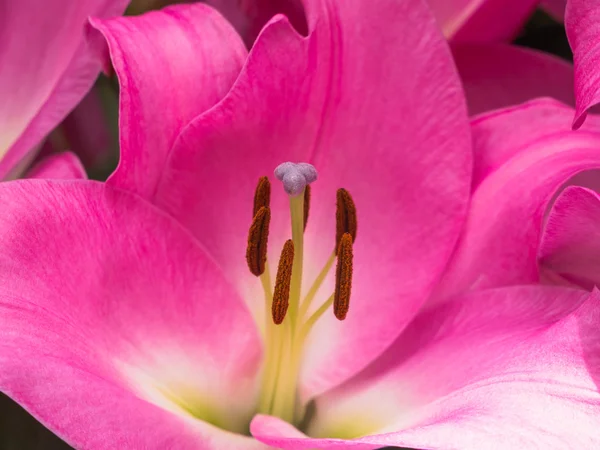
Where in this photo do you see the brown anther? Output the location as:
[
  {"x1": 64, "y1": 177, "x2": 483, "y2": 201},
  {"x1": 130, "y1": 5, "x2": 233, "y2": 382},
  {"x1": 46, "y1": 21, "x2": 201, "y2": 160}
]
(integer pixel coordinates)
[
  {"x1": 253, "y1": 176, "x2": 271, "y2": 217},
  {"x1": 272, "y1": 239, "x2": 295, "y2": 324},
  {"x1": 335, "y1": 188, "x2": 357, "y2": 254},
  {"x1": 246, "y1": 206, "x2": 271, "y2": 276},
  {"x1": 303, "y1": 185, "x2": 311, "y2": 231},
  {"x1": 334, "y1": 233, "x2": 353, "y2": 320}
]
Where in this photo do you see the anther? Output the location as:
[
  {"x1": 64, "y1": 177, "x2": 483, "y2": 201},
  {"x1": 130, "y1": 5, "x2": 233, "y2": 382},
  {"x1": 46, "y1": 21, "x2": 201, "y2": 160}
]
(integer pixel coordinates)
[
  {"x1": 246, "y1": 206, "x2": 271, "y2": 276},
  {"x1": 334, "y1": 233, "x2": 353, "y2": 320},
  {"x1": 303, "y1": 185, "x2": 311, "y2": 230},
  {"x1": 272, "y1": 239, "x2": 295, "y2": 324},
  {"x1": 335, "y1": 188, "x2": 357, "y2": 254},
  {"x1": 253, "y1": 176, "x2": 271, "y2": 217}
]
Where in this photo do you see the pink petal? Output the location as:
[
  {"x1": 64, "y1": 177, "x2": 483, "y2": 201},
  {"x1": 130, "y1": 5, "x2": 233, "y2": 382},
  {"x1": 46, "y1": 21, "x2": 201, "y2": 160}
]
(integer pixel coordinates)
[
  {"x1": 252, "y1": 286, "x2": 600, "y2": 448},
  {"x1": 25, "y1": 152, "x2": 87, "y2": 179},
  {"x1": 152, "y1": 0, "x2": 472, "y2": 398},
  {"x1": 454, "y1": 43, "x2": 576, "y2": 116},
  {"x1": 0, "y1": 180, "x2": 264, "y2": 449},
  {"x1": 204, "y1": 0, "x2": 307, "y2": 46},
  {"x1": 566, "y1": 0, "x2": 600, "y2": 128},
  {"x1": 433, "y1": 98, "x2": 600, "y2": 302},
  {"x1": 540, "y1": 186, "x2": 600, "y2": 286},
  {"x1": 0, "y1": 0, "x2": 128, "y2": 180},
  {"x1": 61, "y1": 85, "x2": 114, "y2": 169},
  {"x1": 542, "y1": 0, "x2": 566, "y2": 21},
  {"x1": 89, "y1": 3, "x2": 248, "y2": 199},
  {"x1": 427, "y1": 0, "x2": 537, "y2": 42}
]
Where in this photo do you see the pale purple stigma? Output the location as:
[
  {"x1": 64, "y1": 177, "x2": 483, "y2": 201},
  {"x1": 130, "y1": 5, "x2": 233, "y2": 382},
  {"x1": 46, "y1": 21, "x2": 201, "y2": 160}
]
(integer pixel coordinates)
[{"x1": 274, "y1": 162, "x2": 318, "y2": 195}]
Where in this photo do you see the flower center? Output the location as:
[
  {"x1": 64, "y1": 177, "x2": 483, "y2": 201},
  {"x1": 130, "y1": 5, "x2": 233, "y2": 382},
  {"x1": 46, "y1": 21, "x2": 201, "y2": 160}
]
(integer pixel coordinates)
[{"x1": 246, "y1": 162, "x2": 357, "y2": 426}]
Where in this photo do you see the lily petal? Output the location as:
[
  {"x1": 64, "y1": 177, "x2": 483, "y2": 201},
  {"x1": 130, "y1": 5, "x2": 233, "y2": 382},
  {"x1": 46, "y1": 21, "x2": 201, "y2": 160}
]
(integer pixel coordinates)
[
  {"x1": 433, "y1": 98, "x2": 600, "y2": 301},
  {"x1": 542, "y1": 0, "x2": 566, "y2": 21},
  {"x1": 0, "y1": 180, "x2": 264, "y2": 449},
  {"x1": 90, "y1": 3, "x2": 248, "y2": 198},
  {"x1": 566, "y1": 0, "x2": 600, "y2": 128},
  {"x1": 252, "y1": 286, "x2": 600, "y2": 449},
  {"x1": 152, "y1": 0, "x2": 472, "y2": 398},
  {"x1": 204, "y1": 0, "x2": 307, "y2": 46},
  {"x1": 454, "y1": 43, "x2": 576, "y2": 116},
  {"x1": 428, "y1": 0, "x2": 537, "y2": 42},
  {"x1": 61, "y1": 85, "x2": 115, "y2": 170},
  {"x1": 25, "y1": 152, "x2": 87, "y2": 179},
  {"x1": 540, "y1": 186, "x2": 600, "y2": 287},
  {"x1": 0, "y1": 0, "x2": 128, "y2": 180}
]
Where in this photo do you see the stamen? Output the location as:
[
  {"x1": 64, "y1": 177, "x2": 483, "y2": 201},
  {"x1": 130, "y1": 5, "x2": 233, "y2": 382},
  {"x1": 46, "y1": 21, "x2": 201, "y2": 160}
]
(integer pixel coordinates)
[
  {"x1": 336, "y1": 188, "x2": 357, "y2": 254},
  {"x1": 303, "y1": 185, "x2": 311, "y2": 230},
  {"x1": 272, "y1": 240, "x2": 295, "y2": 324},
  {"x1": 246, "y1": 206, "x2": 271, "y2": 276},
  {"x1": 334, "y1": 233, "x2": 353, "y2": 320},
  {"x1": 253, "y1": 176, "x2": 271, "y2": 217}
]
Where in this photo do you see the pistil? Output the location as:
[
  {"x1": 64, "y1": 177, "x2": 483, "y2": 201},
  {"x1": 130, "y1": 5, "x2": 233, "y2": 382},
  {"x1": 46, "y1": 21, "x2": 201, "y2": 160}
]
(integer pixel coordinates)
[{"x1": 287, "y1": 192, "x2": 305, "y2": 331}]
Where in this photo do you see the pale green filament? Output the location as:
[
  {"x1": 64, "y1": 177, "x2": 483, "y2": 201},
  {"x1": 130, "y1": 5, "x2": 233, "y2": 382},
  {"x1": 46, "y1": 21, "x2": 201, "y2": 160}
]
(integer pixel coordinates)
[
  {"x1": 258, "y1": 262, "x2": 276, "y2": 412},
  {"x1": 299, "y1": 251, "x2": 335, "y2": 319},
  {"x1": 257, "y1": 189, "x2": 339, "y2": 426},
  {"x1": 301, "y1": 293, "x2": 334, "y2": 339}
]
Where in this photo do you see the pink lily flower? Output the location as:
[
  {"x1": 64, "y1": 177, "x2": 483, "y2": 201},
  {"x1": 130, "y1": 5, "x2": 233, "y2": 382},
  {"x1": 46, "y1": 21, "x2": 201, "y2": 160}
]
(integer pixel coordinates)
[
  {"x1": 0, "y1": 0, "x2": 128, "y2": 180},
  {"x1": 2, "y1": 1, "x2": 600, "y2": 449}
]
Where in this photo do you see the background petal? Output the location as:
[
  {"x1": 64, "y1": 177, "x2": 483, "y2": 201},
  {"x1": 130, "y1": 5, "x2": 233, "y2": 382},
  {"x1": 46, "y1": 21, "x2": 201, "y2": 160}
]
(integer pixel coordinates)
[
  {"x1": 90, "y1": 3, "x2": 248, "y2": 198},
  {"x1": 0, "y1": 0, "x2": 128, "y2": 179},
  {"x1": 540, "y1": 186, "x2": 600, "y2": 287},
  {"x1": 204, "y1": 0, "x2": 307, "y2": 46},
  {"x1": 0, "y1": 180, "x2": 264, "y2": 449},
  {"x1": 454, "y1": 43, "x2": 576, "y2": 116},
  {"x1": 427, "y1": 0, "x2": 537, "y2": 42},
  {"x1": 566, "y1": 0, "x2": 600, "y2": 128},
  {"x1": 433, "y1": 99, "x2": 600, "y2": 301},
  {"x1": 542, "y1": 0, "x2": 566, "y2": 21},
  {"x1": 61, "y1": 85, "x2": 116, "y2": 172},
  {"x1": 151, "y1": 0, "x2": 472, "y2": 398},
  {"x1": 25, "y1": 152, "x2": 87, "y2": 180},
  {"x1": 252, "y1": 286, "x2": 600, "y2": 449}
]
